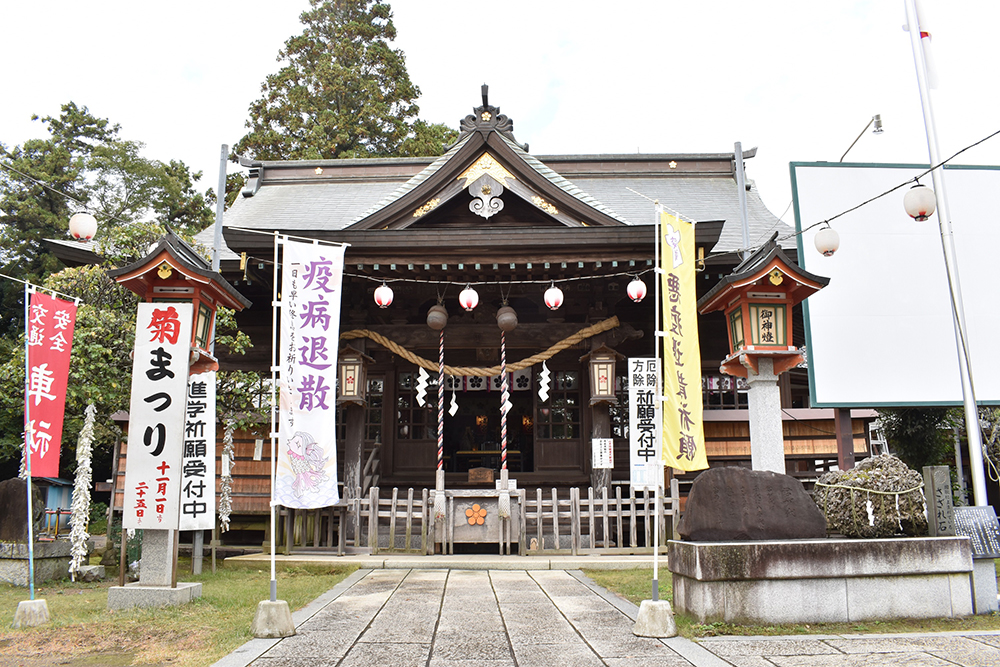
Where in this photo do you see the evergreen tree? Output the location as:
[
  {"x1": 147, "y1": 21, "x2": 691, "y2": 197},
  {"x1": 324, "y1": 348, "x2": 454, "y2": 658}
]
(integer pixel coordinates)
[
  {"x1": 879, "y1": 407, "x2": 958, "y2": 472},
  {"x1": 0, "y1": 103, "x2": 214, "y2": 336},
  {"x1": 235, "y1": 0, "x2": 456, "y2": 160}
]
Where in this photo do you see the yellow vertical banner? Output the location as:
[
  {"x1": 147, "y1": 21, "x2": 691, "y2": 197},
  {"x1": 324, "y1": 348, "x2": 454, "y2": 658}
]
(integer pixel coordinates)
[{"x1": 660, "y1": 211, "x2": 707, "y2": 471}]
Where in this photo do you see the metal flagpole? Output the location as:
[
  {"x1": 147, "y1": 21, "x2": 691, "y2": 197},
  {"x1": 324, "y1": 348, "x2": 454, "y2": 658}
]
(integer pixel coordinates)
[
  {"x1": 653, "y1": 203, "x2": 663, "y2": 601},
  {"x1": 269, "y1": 233, "x2": 280, "y2": 602},
  {"x1": 24, "y1": 283, "x2": 36, "y2": 601},
  {"x1": 903, "y1": 0, "x2": 987, "y2": 505}
]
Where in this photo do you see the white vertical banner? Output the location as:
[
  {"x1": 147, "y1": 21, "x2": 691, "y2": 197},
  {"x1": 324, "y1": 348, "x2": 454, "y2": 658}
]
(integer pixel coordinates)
[
  {"x1": 628, "y1": 357, "x2": 662, "y2": 492},
  {"x1": 179, "y1": 371, "x2": 216, "y2": 531},
  {"x1": 277, "y1": 240, "x2": 346, "y2": 509},
  {"x1": 122, "y1": 302, "x2": 193, "y2": 529}
]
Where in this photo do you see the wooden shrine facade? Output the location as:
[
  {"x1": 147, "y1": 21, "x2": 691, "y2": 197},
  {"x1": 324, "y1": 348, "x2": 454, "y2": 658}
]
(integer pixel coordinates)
[{"x1": 84, "y1": 92, "x2": 878, "y2": 546}]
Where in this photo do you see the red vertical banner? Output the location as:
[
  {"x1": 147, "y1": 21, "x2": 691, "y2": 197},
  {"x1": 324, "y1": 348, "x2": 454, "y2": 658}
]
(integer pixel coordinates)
[{"x1": 24, "y1": 291, "x2": 78, "y2": 478}]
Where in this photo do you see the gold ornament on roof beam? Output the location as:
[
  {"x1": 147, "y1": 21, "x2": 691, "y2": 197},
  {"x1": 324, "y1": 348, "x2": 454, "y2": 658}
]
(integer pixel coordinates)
[
  {"x1": 413, "y1": 198, "x2": 441, "y2": 218},
  {"x1": 158, "y1": 262, "x2": 173, "y2": 279},
  {"x1": 768, "y1": 269, "x2": 784, "y2": 286},
  {"x1": 531, "y1": 196, "x2": 559, "y2": 216},
  {"x1": 458, "y1": 152, "x2": 515, "y2": 187}
]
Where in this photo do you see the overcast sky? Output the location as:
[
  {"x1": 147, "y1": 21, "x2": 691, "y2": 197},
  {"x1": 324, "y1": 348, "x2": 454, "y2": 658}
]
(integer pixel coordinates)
[{"x1": 3, "y1": 1, "x2": 998, "y2": 226}]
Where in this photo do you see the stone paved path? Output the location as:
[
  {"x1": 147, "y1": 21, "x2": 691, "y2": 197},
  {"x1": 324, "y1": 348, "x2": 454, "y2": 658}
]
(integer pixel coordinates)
[
  {"x1": 214, "y1": 568, "x2": 1000, "y2": 667},
  {"x1": 231, "y1": 569, "x2": 708, "y2": 667},
  {"x1": 698, "y1": 632, "x2": 1000, "y2": 666}
]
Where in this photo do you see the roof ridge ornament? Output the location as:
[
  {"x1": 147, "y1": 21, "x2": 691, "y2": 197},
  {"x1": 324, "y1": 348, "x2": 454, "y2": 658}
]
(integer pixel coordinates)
[{"x1": 459, "y1": 84, "x2": 528, "y2": 151}]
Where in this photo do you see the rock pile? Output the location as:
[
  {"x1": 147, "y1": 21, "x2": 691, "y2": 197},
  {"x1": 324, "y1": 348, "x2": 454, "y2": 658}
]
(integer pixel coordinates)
[{"x1": 814, "y1": 454, "x2": 927, "y2": 538}]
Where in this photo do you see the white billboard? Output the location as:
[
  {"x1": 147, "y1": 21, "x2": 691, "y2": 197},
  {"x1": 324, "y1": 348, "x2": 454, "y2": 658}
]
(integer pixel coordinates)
[{"x1": 791, "y1": 162, "x2": 1000, "y2": 407}]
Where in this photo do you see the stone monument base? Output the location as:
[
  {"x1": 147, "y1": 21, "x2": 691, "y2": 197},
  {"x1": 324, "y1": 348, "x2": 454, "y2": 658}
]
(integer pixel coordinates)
[
  {"x1": 107, "y1": 582, "x2": 202, "y2": 610},
  {"x1": 972, "y1": 558, "x2": 999, "y2": 614},
  {"x1": 669, "y1": 537, "x2": 974, "y2": 624},
  {"x1": 0, "y1": 541, "x2": 70, "y2": 586}
]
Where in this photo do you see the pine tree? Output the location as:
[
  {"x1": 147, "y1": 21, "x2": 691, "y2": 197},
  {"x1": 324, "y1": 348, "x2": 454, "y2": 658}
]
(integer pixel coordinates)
[{"x1": 235, "y1": 0, "x2": 456, "y2": 160}]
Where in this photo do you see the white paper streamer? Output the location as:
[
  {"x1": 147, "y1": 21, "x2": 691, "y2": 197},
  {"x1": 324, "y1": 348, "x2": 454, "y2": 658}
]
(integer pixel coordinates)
[
  {"x1": 449, "y1": 387, "x2": 458, "y2": 417},
  {"x1": 415, "y1": 367, "x2": 429, "y2": 407},
  {"x1": 68, "y1": 403, "x2": 97, "y2": 581},
  {"x1": 538, "y1": 361, "x2": 551, "y2": 403}
]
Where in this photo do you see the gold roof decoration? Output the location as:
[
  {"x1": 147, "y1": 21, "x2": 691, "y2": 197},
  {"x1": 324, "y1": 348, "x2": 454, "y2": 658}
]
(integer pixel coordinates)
[{"x1": 458, "y1": 152, "x2": 515, "y2": 187}]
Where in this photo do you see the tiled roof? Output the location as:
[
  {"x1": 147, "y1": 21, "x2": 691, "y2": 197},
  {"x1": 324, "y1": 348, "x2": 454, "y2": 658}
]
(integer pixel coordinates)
[
  {"x1": 347, "y1": 133, "x2": 475, "y2": 225},
  {"x1": 220, "y1": 149, "x2": 791, "y2": 258},
  {"x1": 567, "y1": 176, "x2": 794, "y2": 255},
  {"x1": 499, "y1": 136, "x2": 630, "y2": 224}
]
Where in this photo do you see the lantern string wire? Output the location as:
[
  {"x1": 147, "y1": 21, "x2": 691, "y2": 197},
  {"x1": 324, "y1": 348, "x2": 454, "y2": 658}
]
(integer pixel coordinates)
[
  {"x1": 628, "y1": 127, "x2": 1000, "y2": 261},
  {"x1": 774, "y1": 127, "x2": 1000, "y2": 245},
  {"x1": 1, "y1": 160, "x2": 144, "y2": 227},
  {"x1": 0, "y1": 272, "x2": 82, "y2": 304}
]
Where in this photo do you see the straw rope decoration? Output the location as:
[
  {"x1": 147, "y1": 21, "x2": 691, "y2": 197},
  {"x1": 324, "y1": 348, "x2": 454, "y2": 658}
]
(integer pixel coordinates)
[{"x1": 340, "y1": 316, "x2": 619, "y2": 376}]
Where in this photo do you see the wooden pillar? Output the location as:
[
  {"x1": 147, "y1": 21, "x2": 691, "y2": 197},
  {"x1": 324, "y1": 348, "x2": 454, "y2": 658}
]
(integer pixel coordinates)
[
  {"x1": 835, "y1": 407, "x2": 855, "y2": 470},
  {"x1": 590, "y1": 403, "x2": 612, "y2": 492},
  {"x1": 343, "y1": 404, "x2": 365, "y2": 541}
]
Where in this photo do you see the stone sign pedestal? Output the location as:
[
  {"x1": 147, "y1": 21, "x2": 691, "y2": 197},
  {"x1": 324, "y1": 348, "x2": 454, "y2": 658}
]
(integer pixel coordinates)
[
  {"x1": 669, "y1": 537, "x2": 974, "y2": 624},
  {"x1": 953, "y1": 506, "x2": 1000, "y2": 614},
  {"x1": 107, "y1": 529, "x2": 202, "y2": 610},
  {"x1": 0, "y1": 540, "x2": 70, "y2": 586}
]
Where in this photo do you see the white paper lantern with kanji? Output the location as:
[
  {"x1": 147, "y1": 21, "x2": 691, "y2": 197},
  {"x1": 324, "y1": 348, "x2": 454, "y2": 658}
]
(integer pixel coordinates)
[
  {"x1": 627, "y1": 277, "x2": 647, "y2": 303},
  {"x1": 543, "y1": 283, "x2": 564, "y2": 310},
  {"x1": 459, "y1": 284, "x2": 479, "y2": 311},
  {"x1": 374, "y1": 282, "x2": 394, "y2": 308}
]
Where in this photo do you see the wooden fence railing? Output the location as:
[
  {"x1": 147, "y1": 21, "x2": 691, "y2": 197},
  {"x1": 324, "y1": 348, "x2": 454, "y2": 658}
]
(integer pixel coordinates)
[{"x1": 275, "y1": 481, "x2": 680, "y2": 556}]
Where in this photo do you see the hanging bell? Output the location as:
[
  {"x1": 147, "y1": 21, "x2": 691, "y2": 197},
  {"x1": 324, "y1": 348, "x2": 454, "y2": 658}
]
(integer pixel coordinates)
[
  {"x1": 496, "y1": 305, "x2": 518, "y2": 332},
  {"x1": 426, "y1": 304, "x2": 448, "y2": 330}
]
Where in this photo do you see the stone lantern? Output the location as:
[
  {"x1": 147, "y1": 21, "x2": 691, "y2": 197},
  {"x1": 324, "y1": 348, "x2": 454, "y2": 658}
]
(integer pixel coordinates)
[
  {"x1": 697, "y1": 233, "x2": 829, "y2": 473},
  {"x1": 108, "y1": 231, "x2": 251, "y2": 374}
]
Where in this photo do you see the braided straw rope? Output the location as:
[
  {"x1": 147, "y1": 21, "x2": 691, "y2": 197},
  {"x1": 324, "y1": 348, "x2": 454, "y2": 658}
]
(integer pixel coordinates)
[{"x1": 340, "y1": 316, "x2": 620, "y2": 376}]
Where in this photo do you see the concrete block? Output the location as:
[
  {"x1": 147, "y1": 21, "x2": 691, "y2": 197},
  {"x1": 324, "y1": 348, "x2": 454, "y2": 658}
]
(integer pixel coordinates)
[
  {"x1": 632, "y1": 599, "x2": 678, "y2": 637},
  {"x1": 76, "y1": 564, "x2": 105, "y2": 582},
  {"x1": 845, "y1": 573, "x2": 971, "y2": 620},
  {"x1": 972, "y1": 558, "x2": 999, "y2": 614},
  {"x1": 12, "y1": 599, "x2": 49, "y2": 628},
  {"x1": 107, "y1": 582, "x2": 202, "y2": 610},
  {"x1": 252, "y1": 599, "x2": 296, "y2": 638}
]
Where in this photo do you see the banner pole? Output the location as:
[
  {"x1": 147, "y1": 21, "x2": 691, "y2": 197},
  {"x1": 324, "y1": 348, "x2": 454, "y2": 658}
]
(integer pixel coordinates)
[
  {"x1": 24, "y1": 283, "x2": 35, "y2": 601},
  {"x1": 652, "y1": 203, "x2": 663, "y2": 600},
  {"x1": 269, "y1": 233, "x2": 280, "y2": 602}
]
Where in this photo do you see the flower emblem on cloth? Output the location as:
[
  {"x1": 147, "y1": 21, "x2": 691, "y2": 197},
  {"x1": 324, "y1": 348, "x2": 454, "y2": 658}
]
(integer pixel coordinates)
[
  {"x1": 466, "y1": 504, "x2": 487, "y2": 525},
  {"x1": 468, "y1": 377, "x2": 484, "y2": 389},
  {"x1": 515, "y1": 375, "x2": 529, "y2": 389}
]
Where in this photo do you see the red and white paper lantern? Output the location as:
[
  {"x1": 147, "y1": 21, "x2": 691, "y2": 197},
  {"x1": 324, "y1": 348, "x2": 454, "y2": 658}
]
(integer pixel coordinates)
[
  {"x1": 459, "y1": 284, "x2": 479, "y2": 311},
  {"x1": 627, "y1": 277, "x2": 647, "y2": 303},
  {"x1": 68, "y1": 212, "x2": 97, "y2": 242},
  {"x1": 543, "y1": 282, "x2": 564, "y2": 310},
  {"x1": 374, "y1": 282, "x2": 394, "y2": 308}
]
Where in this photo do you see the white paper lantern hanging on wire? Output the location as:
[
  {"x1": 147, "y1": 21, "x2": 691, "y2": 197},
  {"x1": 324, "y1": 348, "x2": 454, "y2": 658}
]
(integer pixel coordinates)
[
  {"x1": 459, "y1": 284, "x2": 480, "y2": 311},
  {"x1": 543, "y1": 282, "x2": 564, "y2": 310},
  {"x1": 814, "y1": 226, "x2": 840, "y2": 257},
  {"x1": 68, "y1": 212, "x2": 97, "y2": 242},
  {"x1": 374, "y1": 282, "x2": 394, "y2": 308},
  {"x1": 627, "y1": 277, "x2": 647, "y2": 303}
]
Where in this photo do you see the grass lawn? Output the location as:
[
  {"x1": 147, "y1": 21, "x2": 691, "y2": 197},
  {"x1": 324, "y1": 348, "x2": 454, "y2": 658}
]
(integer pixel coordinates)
[
  {"x1": 584, "y1": 565, "x2": 1000, "y2": 639},
  {"x1": 0, "y1": 560, "x2": 356, "y2": 667}
]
